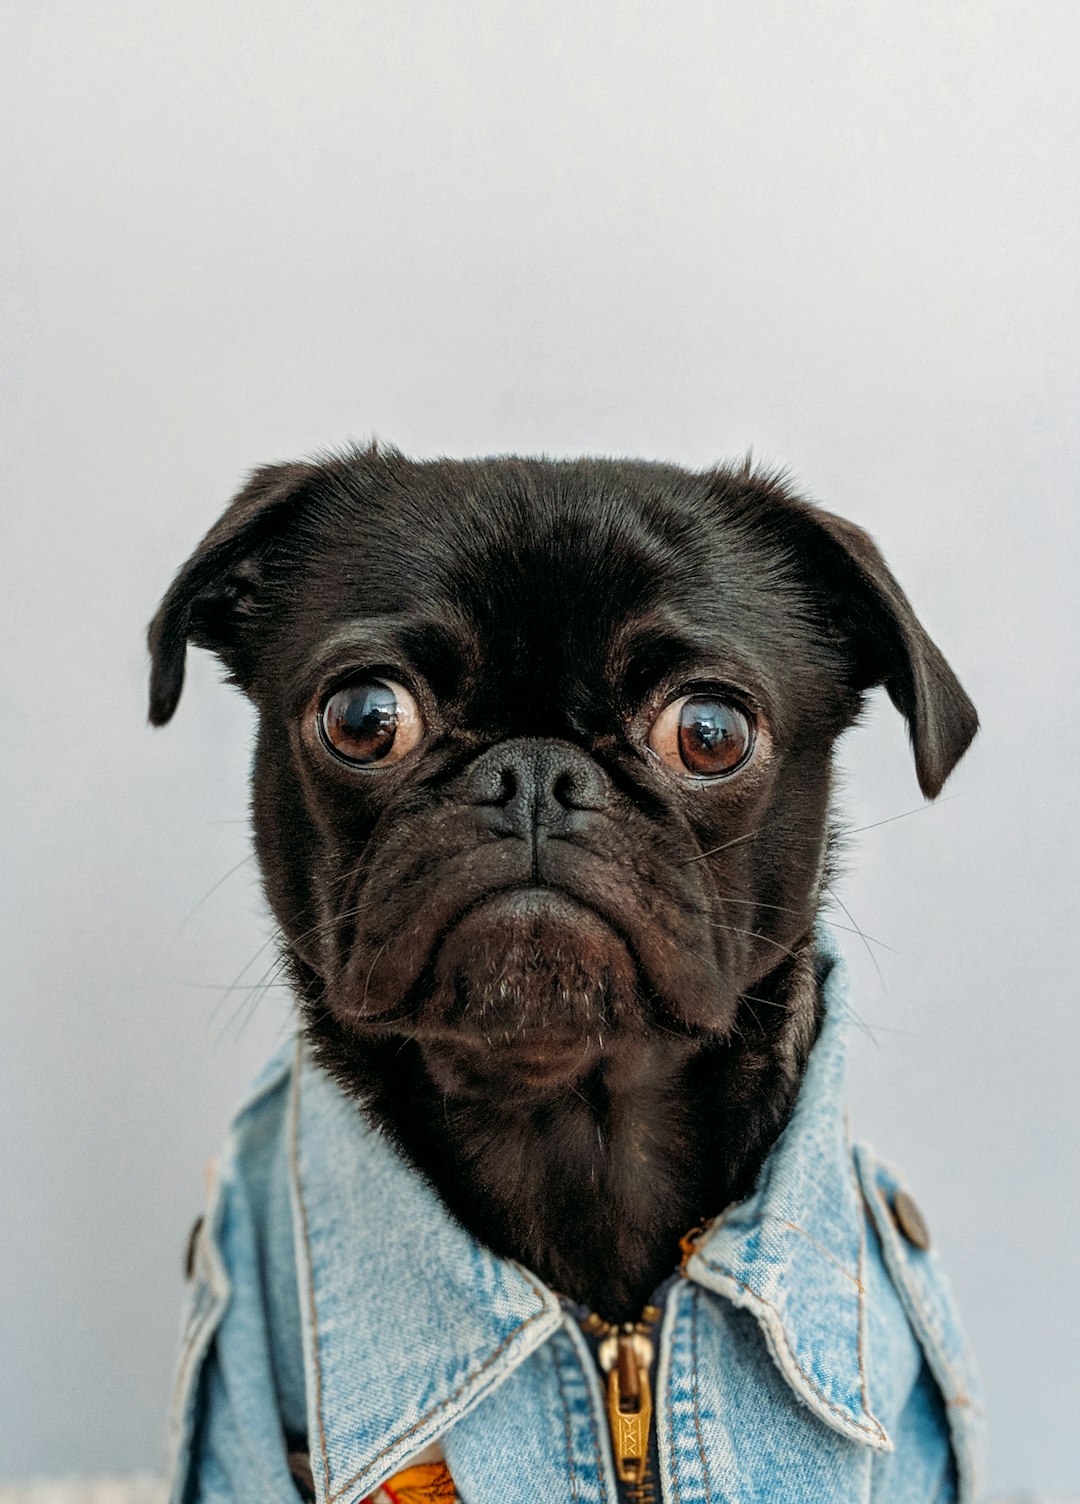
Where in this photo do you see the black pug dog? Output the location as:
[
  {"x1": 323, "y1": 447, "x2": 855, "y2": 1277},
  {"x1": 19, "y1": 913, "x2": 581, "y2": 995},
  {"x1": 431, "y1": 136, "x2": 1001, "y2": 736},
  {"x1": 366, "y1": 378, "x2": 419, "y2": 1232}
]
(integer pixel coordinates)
[{"x1": 150, "y1": 447, "x2": 975, "y2": 1330}]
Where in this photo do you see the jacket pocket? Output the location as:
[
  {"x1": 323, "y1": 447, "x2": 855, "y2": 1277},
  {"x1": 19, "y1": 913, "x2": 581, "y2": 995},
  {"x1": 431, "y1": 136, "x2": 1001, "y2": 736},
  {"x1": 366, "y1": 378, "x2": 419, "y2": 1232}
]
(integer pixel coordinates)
[{"x1": 854, "y1": 1144, "x2": 985, "y2": 1504}]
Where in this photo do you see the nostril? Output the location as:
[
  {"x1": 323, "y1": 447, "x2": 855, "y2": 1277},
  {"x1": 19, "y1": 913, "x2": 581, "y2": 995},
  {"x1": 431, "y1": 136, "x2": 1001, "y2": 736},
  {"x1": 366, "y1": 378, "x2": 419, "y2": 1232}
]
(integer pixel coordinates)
[
  {"x1": 464, "y1": 756, "x2": 520, "y2": 808},
  {"x1": 552, "y1": 771, "x2": 576, "y2": 810},
  {"x1": 550, "y1": 763, "x2": 608, "y2": 814}
]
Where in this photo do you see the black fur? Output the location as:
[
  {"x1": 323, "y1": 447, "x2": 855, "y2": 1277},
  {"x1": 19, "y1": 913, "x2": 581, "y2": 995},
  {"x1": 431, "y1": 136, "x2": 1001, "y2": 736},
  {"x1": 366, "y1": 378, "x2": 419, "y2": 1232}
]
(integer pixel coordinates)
[{"x1": 149, "y1": 447, "x2": 977, "y2": 1320}]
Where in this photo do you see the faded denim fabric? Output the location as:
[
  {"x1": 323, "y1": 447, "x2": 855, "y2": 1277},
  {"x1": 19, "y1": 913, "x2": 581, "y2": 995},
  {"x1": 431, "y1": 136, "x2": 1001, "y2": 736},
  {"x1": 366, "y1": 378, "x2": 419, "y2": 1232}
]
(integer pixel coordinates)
[{"x1": 168, "y1": 935, "x2": 983, "y2": 1503}]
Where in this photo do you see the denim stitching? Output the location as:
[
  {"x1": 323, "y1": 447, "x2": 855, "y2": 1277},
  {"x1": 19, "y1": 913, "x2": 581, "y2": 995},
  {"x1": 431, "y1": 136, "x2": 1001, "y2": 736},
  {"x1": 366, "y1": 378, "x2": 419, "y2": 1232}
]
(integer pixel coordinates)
[
  {"x1": 167, "y1": 1283, "x2": 207, "y2": 1433},
  {"x1": 166, "y1": 1180, "x2": 231, "y2": 1480},
  {"x1": 578, "y1": 1335, "x2": 613, "y2": 1504},
  {"x1": 870, "y1": 1184, "x2": 973, "y2": 1410},
  {"x1": 858, "y1": 1165, "x2": 984, "y2": 1500},
  {"x1": 550, "y1": 1338, "x2": 582, "y2": 1504},
  {"x1": 326, "y1": 1279, "x2": 552, "y2": 1500},
  {"x1": 692, "y1": 1255, "x2": 886, "y2": 1443},
  {"x1": 867, "y1": 1181, "x2": 958, "y2": 1390},
  {"x1": 166, "y1": 1281, "x2": 218, "y2": 1458},
  {"x1": 698, "y1": 1212, "x2": 863, "y2": 1296},
  {"x1": 665, "y1": 1316, "x2": 684, "y2": 1504},
  {"x1": 849, "y1": 1138, "x2": 873, "y2": 1423},
  {"x1": 689, "y1": 1288, "x2": 713, "y2": 1504},
  {"x1": 586, "y1": 1381, "x2": 612, "y2": 1504},
  {"x1": 289, "y1": 1046, "x2": 332, "y2": 1503},
  {"x1": 562, "y1": 1320, "x2": 613, "y2": 1504},
  {"x1": 773, "y1": 1218, "x2": 863, "y2": 1288},
  {"x1": 290, "y1": 1045, "x2": 554, "y2": 1503},
  {"x1": 695, "y1": 1142, "x2": 885, "y2": 1447},
  {"x1": 856, "y1": 1146, "x2": 978, "y2": 1412}
]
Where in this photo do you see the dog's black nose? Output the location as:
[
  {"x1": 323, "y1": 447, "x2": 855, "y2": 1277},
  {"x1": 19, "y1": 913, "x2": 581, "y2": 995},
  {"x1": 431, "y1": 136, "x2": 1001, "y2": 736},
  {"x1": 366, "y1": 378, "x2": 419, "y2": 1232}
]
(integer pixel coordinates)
[{"x1": 464, "y1": 738, "x2": 609, "y2": 839}]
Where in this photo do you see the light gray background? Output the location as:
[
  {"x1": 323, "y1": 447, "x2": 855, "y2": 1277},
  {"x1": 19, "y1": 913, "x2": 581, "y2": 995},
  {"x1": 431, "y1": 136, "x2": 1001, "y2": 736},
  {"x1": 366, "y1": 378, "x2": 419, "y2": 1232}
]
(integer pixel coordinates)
[{"x1": 2, "y1": 1, "x2": 1077, "y2": 1493}]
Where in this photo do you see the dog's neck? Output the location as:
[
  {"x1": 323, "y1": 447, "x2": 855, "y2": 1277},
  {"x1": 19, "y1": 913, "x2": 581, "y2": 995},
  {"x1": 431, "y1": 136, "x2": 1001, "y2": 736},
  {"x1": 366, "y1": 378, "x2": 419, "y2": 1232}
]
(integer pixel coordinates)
[{"x1": 299, "y1": 939, "x2": 822, "y2": 1322}]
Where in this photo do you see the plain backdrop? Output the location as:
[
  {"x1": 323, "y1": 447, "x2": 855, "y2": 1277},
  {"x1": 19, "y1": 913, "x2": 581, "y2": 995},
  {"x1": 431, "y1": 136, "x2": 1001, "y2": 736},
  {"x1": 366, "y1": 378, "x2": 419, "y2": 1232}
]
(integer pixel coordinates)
[{"x1": 2, "y1": 2, "x2": 1078, "y2": 1494}]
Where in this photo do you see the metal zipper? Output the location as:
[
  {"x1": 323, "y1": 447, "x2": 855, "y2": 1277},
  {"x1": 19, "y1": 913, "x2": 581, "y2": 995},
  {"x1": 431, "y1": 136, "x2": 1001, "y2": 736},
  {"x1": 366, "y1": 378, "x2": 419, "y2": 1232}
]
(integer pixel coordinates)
[
  {"x1": 580, "y1": 1308, "x2": 661, "y2": 1504},
  {"x1": 578, "y1": 1222, "x2": 710, "y2": 1504}
]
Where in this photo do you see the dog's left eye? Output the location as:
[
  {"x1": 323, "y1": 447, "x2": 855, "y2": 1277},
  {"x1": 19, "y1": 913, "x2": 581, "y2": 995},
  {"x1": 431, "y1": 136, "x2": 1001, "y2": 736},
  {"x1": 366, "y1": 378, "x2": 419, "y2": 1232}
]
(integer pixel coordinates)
[
  {"x1": 318, "y1": 678, "x2": 423, "y2": 766},
  {"x1": 647, "y1": 693, "x2": 755, "y2": 778}
]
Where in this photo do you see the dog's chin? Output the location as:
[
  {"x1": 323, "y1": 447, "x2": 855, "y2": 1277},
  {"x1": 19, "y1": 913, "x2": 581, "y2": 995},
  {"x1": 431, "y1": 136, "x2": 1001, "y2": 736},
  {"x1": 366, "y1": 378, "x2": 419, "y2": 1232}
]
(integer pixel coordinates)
[
  {"x1": 419, "y1": 1034, "x2": 604, "y2": 1095},
  {"x1": 415, "y1": 888, "x2": 642, "y2": 1095}
]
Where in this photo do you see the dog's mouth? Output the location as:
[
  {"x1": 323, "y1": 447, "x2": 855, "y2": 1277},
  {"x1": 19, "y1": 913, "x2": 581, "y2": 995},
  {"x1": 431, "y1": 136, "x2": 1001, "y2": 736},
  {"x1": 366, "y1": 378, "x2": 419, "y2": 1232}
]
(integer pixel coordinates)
[
  {"x1": 404, "y1": 886, "x2": 643, "y2": 1091},
  {"x1": 316, "y1": 808, "x2": 751, "y2": 1080},
  {"x1": 420, "y1": 1029, "x2": 606, "y2": 1093}
]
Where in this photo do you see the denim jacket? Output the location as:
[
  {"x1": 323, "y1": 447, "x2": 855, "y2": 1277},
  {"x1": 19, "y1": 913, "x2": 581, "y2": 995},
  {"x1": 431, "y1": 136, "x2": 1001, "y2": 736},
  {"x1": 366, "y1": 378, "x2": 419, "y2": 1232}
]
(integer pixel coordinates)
[{"x1": 168, "y1": 936, "x2": 983, "y2": 1504}]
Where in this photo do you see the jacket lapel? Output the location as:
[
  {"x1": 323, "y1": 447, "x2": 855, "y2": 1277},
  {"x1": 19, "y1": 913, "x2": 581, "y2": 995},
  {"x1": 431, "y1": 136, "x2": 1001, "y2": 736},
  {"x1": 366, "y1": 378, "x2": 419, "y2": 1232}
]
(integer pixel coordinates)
[
  {"x1": 685, "y1": 940, "x2": 891, "y2": 1450},
  {"x1": 288, "y1": 1045, "x2": 563, "y2": 1504}
]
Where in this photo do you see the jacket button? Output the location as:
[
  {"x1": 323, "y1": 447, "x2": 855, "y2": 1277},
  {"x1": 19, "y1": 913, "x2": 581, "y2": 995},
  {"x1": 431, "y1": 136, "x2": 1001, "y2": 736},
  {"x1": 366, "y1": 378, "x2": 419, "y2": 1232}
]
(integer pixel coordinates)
[
  {"x1": 184, "y1": 1215, "x2": 204, "y2": 1280},
  {"x1": 891, "y1": 1189, "x2": 931, "y2": 1250}
]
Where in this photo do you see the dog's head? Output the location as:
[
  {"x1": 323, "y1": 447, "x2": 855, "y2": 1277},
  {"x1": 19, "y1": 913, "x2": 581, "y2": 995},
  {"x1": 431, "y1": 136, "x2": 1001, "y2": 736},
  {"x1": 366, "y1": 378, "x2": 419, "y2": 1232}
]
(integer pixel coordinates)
[{"x1": 149, "y1": 449, "x2": 976, "y2": 1101}]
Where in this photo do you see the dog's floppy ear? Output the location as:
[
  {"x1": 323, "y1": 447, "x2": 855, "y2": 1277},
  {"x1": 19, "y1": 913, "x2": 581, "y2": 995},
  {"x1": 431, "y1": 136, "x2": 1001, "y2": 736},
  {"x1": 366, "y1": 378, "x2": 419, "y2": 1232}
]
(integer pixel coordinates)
[
  {"x1": 788, "y1": 501, "x2": 978, "y2": 799},
  {"x1": 147, "y1": 461, "x2": 318, "y2": 726}
]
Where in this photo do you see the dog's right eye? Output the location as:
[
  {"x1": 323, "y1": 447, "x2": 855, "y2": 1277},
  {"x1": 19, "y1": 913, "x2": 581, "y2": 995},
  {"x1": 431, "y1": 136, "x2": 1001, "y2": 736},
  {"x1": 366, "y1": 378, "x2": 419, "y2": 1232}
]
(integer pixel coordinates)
[{"x1": 318, "y1": 678, "x2": 422, "y2": 766}]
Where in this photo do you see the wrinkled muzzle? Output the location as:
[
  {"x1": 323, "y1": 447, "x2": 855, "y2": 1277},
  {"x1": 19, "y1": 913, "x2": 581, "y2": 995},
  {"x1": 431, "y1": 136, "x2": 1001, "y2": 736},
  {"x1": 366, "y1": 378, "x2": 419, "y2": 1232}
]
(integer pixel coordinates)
[{"x1": 321, "y1": 738, "x2": 739, "y2": 1080}]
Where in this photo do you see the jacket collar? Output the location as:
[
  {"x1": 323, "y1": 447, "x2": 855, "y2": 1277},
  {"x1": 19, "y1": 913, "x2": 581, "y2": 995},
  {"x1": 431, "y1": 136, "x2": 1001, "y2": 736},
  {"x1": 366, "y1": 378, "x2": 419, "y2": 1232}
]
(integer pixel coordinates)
[
  {"x1": 288, "y1": 1048, "x2": 564, "y2": 1504},
  {"x1": 288, "y1": 931, "x2": 888, "y2": 1504},
  {"x1": 684, "y1": 930, "x2": 890, "y2": 1449}
]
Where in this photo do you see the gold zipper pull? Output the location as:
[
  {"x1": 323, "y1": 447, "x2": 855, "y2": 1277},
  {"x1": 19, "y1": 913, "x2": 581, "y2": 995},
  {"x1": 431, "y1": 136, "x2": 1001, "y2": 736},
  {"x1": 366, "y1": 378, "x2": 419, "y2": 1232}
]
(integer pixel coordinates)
[
  {"x1": 599, "y1": 1325, "x2": 654, "y2": 1486},
  {"x1": 678, "y1": 1218, "x2": 710, "y2": 1270}
]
